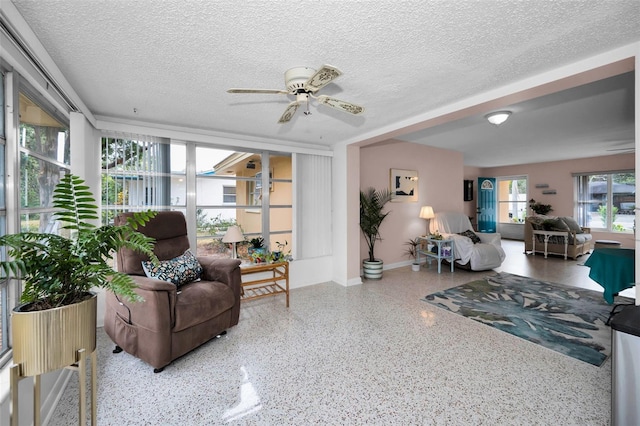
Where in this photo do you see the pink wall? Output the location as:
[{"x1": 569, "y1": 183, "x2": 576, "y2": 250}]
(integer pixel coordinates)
[
  {"x1": 358, "y1": 143, "x2": 635, "y2": 268},
  {"x1": 347, "y1": 145, "x2": 362, "y2": 281},
  {"x1": 360, "y1": 140, "x2": 463, "y2": 265},
  {"x1": 478, "y1": 153, "x2": 635, "y2": 248}
]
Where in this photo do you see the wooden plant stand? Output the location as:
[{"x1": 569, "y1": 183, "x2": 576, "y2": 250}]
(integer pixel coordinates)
[{"x1": 240, "y1": 261, "x2": 289, "y2": 307}]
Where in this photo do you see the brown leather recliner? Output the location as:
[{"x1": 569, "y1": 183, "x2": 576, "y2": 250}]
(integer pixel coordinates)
[{"x1": 104, "y1": 211, "x2": 241, "y2": 372}]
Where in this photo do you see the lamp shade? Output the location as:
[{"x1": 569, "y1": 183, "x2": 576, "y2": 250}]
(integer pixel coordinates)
[
  {"x1": 485, "y1": 111, "x2": 511, "y2": 126},
  {"x1": 419, "y1": 206, "x2": 435, "y2": 219},
  {"x1": 222, "y1": 225, "x2": 244, "y2": 243}
]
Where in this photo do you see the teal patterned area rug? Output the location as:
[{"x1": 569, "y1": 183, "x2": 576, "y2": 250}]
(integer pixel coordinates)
[{"x1": 423, "y1": 272, "x2": 631, "y2": 366}]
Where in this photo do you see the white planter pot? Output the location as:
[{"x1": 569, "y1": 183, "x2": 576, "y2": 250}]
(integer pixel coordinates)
[
  {"x1": 411, "y1": 263, "x2": 421, "y2": 272},
  {"x1": 363, "y1": 259, "x2": 383, "y2": 280}
]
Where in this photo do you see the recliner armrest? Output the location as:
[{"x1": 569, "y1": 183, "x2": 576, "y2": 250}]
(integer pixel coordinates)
[
  {"x1": 198, "y1": 257, "x2": 242, "y2": 326},
  {"x1": 197, "y1": 257, "x2": 242, "y2": 286},
  {"x1": 478, "y1": 232, "x2": 502, "y2": 246},
  {"x1": 130, "y1": 275, "x2": 177, "y2": 292}
]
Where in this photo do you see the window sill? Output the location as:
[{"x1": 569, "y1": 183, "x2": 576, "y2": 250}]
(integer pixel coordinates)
[{"x1": 0, "y1": 358, "x2": 11, "y2": 405}]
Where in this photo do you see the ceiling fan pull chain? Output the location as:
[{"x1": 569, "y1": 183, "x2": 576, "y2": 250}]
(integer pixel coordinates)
[{"x1": 304, "y1": 98, "x2": 311, "y2": 116}]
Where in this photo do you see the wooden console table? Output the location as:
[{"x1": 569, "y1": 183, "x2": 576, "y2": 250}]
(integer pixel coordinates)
[{"x1": 240, "y1": 261, "x2": 289, "y2": 307}]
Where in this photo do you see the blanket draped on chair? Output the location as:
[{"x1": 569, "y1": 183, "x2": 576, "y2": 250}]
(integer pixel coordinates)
[{"x1": 429, "y1": 211, "x2": 505, "y2": 271}]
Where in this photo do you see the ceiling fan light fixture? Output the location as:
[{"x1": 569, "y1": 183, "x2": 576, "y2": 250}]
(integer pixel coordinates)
[
  {"x1": 285, "y1": 67, "x2": 316, "y2": 91},
  {"x1": 486, "y1": 111, "x2": 512, "y2": 126},
  {"x1": 228, "y1": 64, "x2": 363, "y2": 124}
]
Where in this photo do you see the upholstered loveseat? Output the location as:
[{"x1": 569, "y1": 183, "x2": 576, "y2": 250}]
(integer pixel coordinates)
[{"x1": 524, "y1": 215, "x2": 593, "y2": 259}]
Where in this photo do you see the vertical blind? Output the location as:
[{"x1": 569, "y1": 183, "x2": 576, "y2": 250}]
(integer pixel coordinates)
[
  {"x1": 101, "y1": 133, "x2": 171, "y2": 224},
  {"x1": 295, "y1": 154, "x2": 332, "y2": 258}
]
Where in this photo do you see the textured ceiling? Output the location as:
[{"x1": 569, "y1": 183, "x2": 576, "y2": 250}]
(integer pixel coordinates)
[{"x1": 6, "y1": 0, "x2": 640, "y2": 166}]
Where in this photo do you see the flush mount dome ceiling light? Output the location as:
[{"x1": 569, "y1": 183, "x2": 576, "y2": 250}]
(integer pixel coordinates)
[{"x1": 485, "y1": 111, "x2": 512, "y2": 126}]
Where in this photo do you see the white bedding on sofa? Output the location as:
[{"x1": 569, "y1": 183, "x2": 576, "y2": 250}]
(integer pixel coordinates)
[{"x1": 429, "y1": 212, "x2": 506, "y2": 271}]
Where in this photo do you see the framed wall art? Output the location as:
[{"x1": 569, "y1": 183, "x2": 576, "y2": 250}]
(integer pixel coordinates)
[{"x1": 390, "y1": 168, "x2": 418, "y2": 202}]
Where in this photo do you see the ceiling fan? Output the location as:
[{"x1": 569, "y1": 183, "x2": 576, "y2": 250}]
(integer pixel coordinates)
[{"x1": 227, "y1": 64, "x2": 364, "y2": 124}]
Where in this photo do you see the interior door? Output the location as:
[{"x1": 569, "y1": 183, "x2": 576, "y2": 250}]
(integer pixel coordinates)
[{"x1": 477, "y1": 177, "x2": 497, "y2": 232}]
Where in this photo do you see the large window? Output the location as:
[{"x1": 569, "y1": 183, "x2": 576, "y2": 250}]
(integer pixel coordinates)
[
  {"x1": 575, "y1": 171, "x2": 635, "y2": 232},
  {"x1": 0, "y1": 73, "x2": 70, "y2": 363},
  {"x1": 195, "y1": 148, "x2": 292, "y2": 259},
  {"x1": 497, "y1": 176, "x2": 527, "y2": 224},
  {"x1": 195, "y1": 146, "x2": 240, "y2": 257},
  {"x1": 101, "y1": 136, "x2": 184, "y2": 224},
  {"x1": 102, "y1": 141, "x2": 293, "y2": 260},
  {"x1": 19, "y1": 90, "x2": 70, "y2": 232}
]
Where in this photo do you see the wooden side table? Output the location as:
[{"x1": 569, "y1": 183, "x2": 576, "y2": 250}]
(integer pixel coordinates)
[{"x1": 240, "y1": 261, "x2": 289, "y2": 307}]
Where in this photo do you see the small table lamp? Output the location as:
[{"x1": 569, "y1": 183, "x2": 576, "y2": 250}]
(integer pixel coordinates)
[
  {"x1": 419, "y1": 206, "x2": 435, "y2": 235},
  {"x1": 222, "y1": 225, "x2": 244, "y2": 259}
]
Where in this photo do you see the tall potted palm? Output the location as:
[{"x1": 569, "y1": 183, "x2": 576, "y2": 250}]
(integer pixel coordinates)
[
  {"x1": 0, "y1": 174, "x2": 158, "y2": 378},
  {"x1": 360, "y1": 187, "x2": 392, "y2": 279}
]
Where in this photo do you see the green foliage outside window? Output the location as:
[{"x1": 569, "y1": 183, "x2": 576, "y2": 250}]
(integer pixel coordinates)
[
  {"x1": 196, "y1": 209, "x2": 238, "y2": 237},
  {"x1": 598, "y1": 204, "x2": 618, "y2": 225},
  {"x1": 19, "y1": 123, "x2": 68, "y2": 232}
]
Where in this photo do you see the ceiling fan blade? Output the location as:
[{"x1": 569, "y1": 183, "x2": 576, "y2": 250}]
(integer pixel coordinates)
[
  {"x1": 227, "y1": 88, "x2": 289, "y2": 94},
  {"x1": 278, "y1": 102, "x2": 299, "y2": 124},
  {"x1": 303, "y1": 65, "x2": 342, "y2": 92},
  {"x1": 317, "y1": 95, "x2": 364, "y2": 115}
]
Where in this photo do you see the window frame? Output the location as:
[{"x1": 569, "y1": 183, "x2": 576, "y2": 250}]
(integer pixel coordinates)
[
  {"x1": 102, "y1": 141, "x2": 293, "y2": 259},
  {"x1": 574, "y1": 170, "x2": 635, "y2": 233},
  {"x1": 0, "y1": 69, "x2": 71, "y2": 366},
  {"x1": 222, "y1": 185, "x2": 236, "y2": 204},
  {"x1": 0, "y1": 71, "x2": 7, "y2": 361},
  {"x1": 497, "y1": 176, "x2": 528, "y2": 224}
]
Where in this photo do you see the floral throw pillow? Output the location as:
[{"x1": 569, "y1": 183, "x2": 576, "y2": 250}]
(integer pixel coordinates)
[
  {"x1": 141, "y1": 249, "x2": 203, "y2": 287},
  {"x1": 458, "y1": 229, "x2": 481, "y2": 244}
]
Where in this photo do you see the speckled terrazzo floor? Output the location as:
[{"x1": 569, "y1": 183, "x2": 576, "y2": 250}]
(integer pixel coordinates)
[{"x1": 49, "y1": 241, "x2": 629, "y2": 425}]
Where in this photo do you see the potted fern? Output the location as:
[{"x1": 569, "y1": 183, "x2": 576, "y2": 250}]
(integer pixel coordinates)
[
  {"x1": 0, "y1": 174, "x2": 158, "y2": 377},
  {"x1": 360, "y1": 187, "x2": 392, "y2": 279}
]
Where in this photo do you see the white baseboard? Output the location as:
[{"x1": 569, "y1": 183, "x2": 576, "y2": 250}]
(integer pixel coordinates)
[{"x1": 42, "y1": 369, "x2": 73, "y2": 425}]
